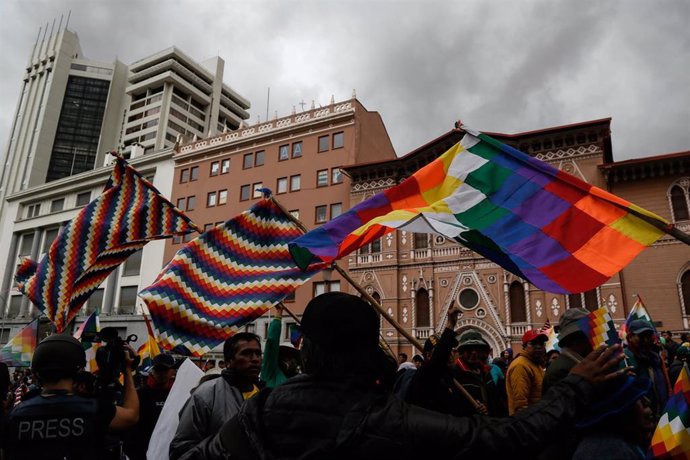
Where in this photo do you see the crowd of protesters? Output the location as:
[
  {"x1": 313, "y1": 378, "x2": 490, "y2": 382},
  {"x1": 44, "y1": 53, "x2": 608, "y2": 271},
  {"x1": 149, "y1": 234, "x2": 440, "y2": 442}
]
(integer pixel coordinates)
[{"x1": 0, "y1": 294, "x2": 688, "y2": 460}]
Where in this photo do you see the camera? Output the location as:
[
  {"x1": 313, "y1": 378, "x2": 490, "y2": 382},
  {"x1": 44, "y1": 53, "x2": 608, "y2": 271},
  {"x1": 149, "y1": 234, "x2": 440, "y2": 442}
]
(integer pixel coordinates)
[{"x1": 95, "y1": 327, "x2": 140, "y2": 385}]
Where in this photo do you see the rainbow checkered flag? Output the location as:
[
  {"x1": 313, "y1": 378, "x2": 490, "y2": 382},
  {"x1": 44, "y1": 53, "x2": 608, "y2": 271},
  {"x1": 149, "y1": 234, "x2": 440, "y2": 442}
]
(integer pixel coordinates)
[
  {"x1": 73, "y1": 311, "x2": 100, "y2": 372},
  {"x1": 575, "y1": 306, "x2": 620, "y2": 349},
  {"x1": 15, "y1": 155, "x2": 197, "y2": 332},
  {"x1": 620, "y1": 295, "x2": 656, "y2": 342},
  {"x1": 544, "y1": 326, "x2": 560, "y2": 353},
  {"x1": 648, "y1": 364, "x2": 690, "y2": 459},
  {"x1": 137, "y1": 313, "x2": 161, "y2": 369},
  {"x1": 140, "y1": 198, "x2": 323, "y2": 356},
  {"x1": 0, "y1": 319, "x2": 38, "y2": 367}
]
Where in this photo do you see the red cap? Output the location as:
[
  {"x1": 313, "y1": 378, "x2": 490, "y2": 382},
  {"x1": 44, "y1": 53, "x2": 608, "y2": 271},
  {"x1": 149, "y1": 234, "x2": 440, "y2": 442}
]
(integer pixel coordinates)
[{"x1": 522, "y1": 329, "x2": 548, "y2": 345}]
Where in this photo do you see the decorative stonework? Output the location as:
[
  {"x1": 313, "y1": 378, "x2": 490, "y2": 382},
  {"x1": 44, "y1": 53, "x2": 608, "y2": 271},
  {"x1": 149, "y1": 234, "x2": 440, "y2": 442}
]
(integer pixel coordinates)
[
  {"x1": 534, "y1": 145, "x2": 600, "y2": 161},
  {"x1": 352, "y1": 178, "x2": 396, "y2": 191},
  {"x1": 535, "y1": 299, "x2": 543, "y2": 318},
  {"x1": 364, "y1": 272, "x2": 373, "y2": 282},
  {"x1": 439, "y1": 279, "x2": 449, "y2": 287},
  {"x1": 401, "y1": 231, "x2": 407, "y2": 246},
  {"x1": 386, "y1": 234, "x2": 394, "y2": 247},
  {"x1": 487, "y1": 275, "x2": 497, "y2": 284},
  {"x1": 476, "y1": 308, "x2": 487, "y2": 318},
  {"x1": 607, "y1": 294, "x2": 618, "y2": 313},
  {"x1": 551, "y1": 298, "x2": 560, "y2": 317},
  {"x1": 402, "y1": 274, "x2": 408, "y2": 293},
  {"x1": 402, "y1": 307, "x2": 408, "y2": 323}
]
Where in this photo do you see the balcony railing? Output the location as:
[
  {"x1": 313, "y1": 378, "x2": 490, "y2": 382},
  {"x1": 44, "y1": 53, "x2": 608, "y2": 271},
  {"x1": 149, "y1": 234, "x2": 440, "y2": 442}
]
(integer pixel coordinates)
[{"x1": 413, "y1": 327, "x2": 433, "y2": 339}]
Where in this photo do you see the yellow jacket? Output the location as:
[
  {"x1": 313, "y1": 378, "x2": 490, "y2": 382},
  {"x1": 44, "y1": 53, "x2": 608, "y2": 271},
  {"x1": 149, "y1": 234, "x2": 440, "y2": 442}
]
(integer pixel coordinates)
[{"x1": 505, "y1": 354, "x2": 544, "y2": 415}]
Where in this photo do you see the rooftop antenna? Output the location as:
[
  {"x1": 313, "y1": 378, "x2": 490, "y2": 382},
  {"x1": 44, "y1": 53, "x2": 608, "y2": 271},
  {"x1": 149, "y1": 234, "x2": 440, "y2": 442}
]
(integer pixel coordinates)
[
  {"x1": 298, "y1": 100, "x2": 306, "y2": 112},
  {"x1": 65, "y1": 10, "x2": 71, "y2": 30},
  {"x1": 57, "y1": 14, "x2": 64, "y2": 33},
  {"x1": 265, "y1": 87, "x2": 270, "y2": 123},
  {"x1": 49, "y1": 17, "x2": 56, "y2": 39}
]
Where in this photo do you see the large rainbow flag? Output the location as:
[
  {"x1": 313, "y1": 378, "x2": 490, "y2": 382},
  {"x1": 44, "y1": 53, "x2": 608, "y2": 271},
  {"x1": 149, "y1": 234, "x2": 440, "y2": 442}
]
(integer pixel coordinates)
[
  {"x1": 140, "y1": 198, "x2": 323, "y2": 356},
  {"x1": 0, "y1": 319, "x2": 38, "y2": 367},
  {"x1": 648, "y1": 364, "x2": 690, "y2": 459},
  {"x1": 15, "y1": 155, "x2": 196, "y2": 332},
  {"x1": 73, "y1": 311, "x2": 100, "y2": 372},
  {"x1": 575, "y1": 306, "x2": 620, "y2": 349},
  {"x1": 289, "y1": 127, "x2": 668, "y2": 294}
]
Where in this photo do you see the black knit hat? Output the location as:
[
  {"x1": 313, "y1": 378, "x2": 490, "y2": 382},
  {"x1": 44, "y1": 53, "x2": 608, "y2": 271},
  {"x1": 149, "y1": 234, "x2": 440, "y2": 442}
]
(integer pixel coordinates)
[{"x1": 301, "y1": 292, "x2": 379, "y2": 351}]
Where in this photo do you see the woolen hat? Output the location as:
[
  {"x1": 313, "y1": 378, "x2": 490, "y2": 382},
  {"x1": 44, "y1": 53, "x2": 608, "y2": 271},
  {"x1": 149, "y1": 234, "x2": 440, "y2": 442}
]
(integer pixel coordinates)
[
  {"x1": 522, "y1": 329, "x2": 548, "y2": 345},
  {"x1": 457, "y1": 330, "x2": 490, "y2": 349},
  {"x1": 557, "y1": 308, "x2": 590, "y2": 342},
  {"x1": 629, "y1": 319, "x2": 655, "y2": 335},
  {"x1": 301, "y1": 292, "x2": 379, "y2": 351}
]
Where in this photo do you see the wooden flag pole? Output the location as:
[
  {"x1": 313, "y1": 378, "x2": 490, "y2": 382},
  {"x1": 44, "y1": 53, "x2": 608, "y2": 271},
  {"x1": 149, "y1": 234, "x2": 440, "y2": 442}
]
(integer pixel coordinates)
[{"x1": 271, "y1": 196, "x2": 481, "y2": 410}]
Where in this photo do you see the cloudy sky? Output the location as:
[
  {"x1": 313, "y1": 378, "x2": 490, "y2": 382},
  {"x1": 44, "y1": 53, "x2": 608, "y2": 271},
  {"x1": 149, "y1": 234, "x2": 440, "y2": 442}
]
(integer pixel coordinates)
[{"x1": 1, "y1": 0, "x2": 688, "y2": 161}]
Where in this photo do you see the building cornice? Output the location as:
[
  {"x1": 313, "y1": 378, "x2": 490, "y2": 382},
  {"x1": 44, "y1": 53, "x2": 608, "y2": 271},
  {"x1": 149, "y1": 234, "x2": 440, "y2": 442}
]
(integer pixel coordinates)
[{"x1": 599, "y1": 150, "x2": 690, "y2": 183}]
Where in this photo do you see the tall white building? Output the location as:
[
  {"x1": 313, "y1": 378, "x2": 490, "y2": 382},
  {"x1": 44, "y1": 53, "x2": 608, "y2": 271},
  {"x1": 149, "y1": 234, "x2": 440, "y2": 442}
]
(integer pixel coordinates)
[{"x1": 0, "y1": 25, "x2": 251, "y2": 347}]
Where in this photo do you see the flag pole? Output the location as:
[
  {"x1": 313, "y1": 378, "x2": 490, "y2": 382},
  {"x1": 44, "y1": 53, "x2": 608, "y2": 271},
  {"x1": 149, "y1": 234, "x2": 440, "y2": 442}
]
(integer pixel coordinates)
[{"x1": 271, "y1": 197, "x2": 481, "y2": 411}]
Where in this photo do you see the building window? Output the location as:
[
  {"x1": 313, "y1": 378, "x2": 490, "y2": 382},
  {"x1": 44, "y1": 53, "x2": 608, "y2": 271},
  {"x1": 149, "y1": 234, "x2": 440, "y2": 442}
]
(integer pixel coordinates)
[
  {"x1": 173, "y1": 235, "x2": 182, "y2": 244},
  {"x1": 568, "y1": 293, "x2": 583, "y2": 310},
  {"x1": 415, "y1": 288, "x2": 430, "y2": 327},
  {"x1": 240, "y1": 185, "x2": 251, "y2": 201},
  {"x1": 584, "y1": 289, "x2": 598, "y2": 312},
  {"x1": 315, "y1": 205, "x2": 328, "y2": 223},
  {"x1": 76, "y1": 191, "x2": 91, "y2": 207},
  {"x1": 289, "y1": 209, "x2": 300, "y2": 219},
  {"x1": 118, "y1": 286, "x2": 138, "y2": 314},
  {"x1": 290, "y1": 175, "x2": 301, "y2": 192},
  {"x1": 27, "y1": 203, "x2": 41, "y2": 218},
  {"x1": 317, "y1": 170, "x2": 328, "y2": 187},
  {"x1": 221, "y1": 159, "x2": 230, "y2": 174},
  {"x1": 186, "y1": 196, "x2": 196, "y2": 211},
  {"x1": 210, "y1": 161, "x2": 220, "y2": 176},
  {"x1": 218, "y1": 189, "x2": 228, "y2": 205},
  {"x1": 670, "y1": 183, "x2": 689, "y2": 221},
  {"x1": 277, "y1": 177, "x2": 288, "y2": 194},
  {"x1": 313, "y1": 281, "x2": 341, "y2": 297},
  {"x1": 371, "y1": 238, "x2": 381, "y2": 253},
  {"x1": 279, "y1": 144, "x2": 289, "y2": 161},
  {"x1": 333, "y1": 132, "x2": 344, "y2": 149},
  {"x1": 414, "y1": 233, "x2": 429, "y2": 249},
  {"x1": 9, "y1": 295, "x2": 22, "y2": 318},
  {"x1": 183, "y1": 232, "x2": 195, "y2": 243},
  {"x1": 190, "y1": 166, "x2": 199, "y2": 181},
  {"x1": 41, "y1": 228, "x2": 59, "y2": 255},
  {"x1": 180, "y1": 169, "x2": 190, "y2": 183},
  {"x1": 207, "y1": 191, "x2": 217, "y2": 207},
  {"x1": 255, "y1": 150, "x2": 265, "y2": 166},
  {"x1": 252, "y1": 183, "x2": 263, "y2": 198},
  {"x1": 292, "y1": 142, "x2": 302, "y2": 158},
  {"x1": 330, "y1": 203, "x2": 342, "y2": 218},
  {"x1": 176, "y1": 197, "x2": 186, "y2": 210},
  {"x1": 459, "y1": 289, "x2": 479, "y2": 310},
  {"x1": 318, "y1": 135, "x2": 329, "y2": 152},
  {"x1": 86, "y1": 288, "x2": 103, "y2": 316},
  {"x1": 509, "y1": 281, "x2": 527, "y2": 323},
  {"x1": 331, "y1": 168, "x2": 342, "y2": 184},
  {"x1": 50, "y1": 198, "x2": 65, "y2": 213},
  {"x1": 203, "y1": 223, "x2": 215, "y2": 232},
  {"x1": 122, "y1": 249, "x2": 142, "y2": 276},
  {"x1": 681, "y1": 270, "x2": 690, "y2": 316},
  {"x1": 243, "y1": 153, "x2": 254, "y2": 169},
  {"x1": 19, "y1": 233, "x2": 34, "y2": 257}
]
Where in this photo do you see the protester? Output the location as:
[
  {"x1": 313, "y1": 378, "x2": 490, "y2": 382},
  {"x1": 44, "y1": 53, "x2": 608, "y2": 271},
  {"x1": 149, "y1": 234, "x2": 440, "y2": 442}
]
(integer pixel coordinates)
[
  {"x1": 572, "y1": 376, "x2": 655, "y2": 459},
  {"x1": 398, "y1": 352, "x2": 408, "y2": 365},
  {"x1": 2, "y1": 334, "x2": 139, "y2": 460},
  {"x1": 405, "y1": 306, "x2": 468, "y2": 416},
  {"x1": 668, "y1": 345, "x2": 689, "y2": 385},
  {"x1": 125, "y1": 353, "x2": 176, "y2": 460},
  {"x1": 506, "y1": 329, "x2": 548, "y2": 415},
  {"x1": 539, "y1": 308, "x2": 593, "y2": 460},
  {"x1": 412, "y1": 354, "x2": 424, "y2": 368},
  {"x1": 624, "y1": 319, "x2": 670, "y2": 418},
  {"x1": 260, "y1": 304, "x2": 301, "y2": 388},
  {"x1": 452, "y1": 330, "x2": 507, "y2": 416},
  {"x1": 72, "y1": 370, "x2": 97, "y2": 397},
  {"x1": 196, "y1": 292, "x2": 628, "y2": 459},
  {"x1": 545, "y1": 350, "x2": 560, "y2": 368},
  {"x1": 543, "y1": 308, "x2": 592, "y2": 394},
  {"x1": 169, "y1": 332, "x2": 263, "y2": 460},
  {"x1": 661, "y1": 330, "x2": 680, "y2": 367}
]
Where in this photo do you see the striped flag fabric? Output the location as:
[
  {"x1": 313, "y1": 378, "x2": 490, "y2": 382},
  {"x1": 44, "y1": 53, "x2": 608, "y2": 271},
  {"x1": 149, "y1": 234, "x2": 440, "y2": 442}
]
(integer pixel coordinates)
[
  {"x1": 289, "y1": 323, "x2": 303, "y2": 349},
  {"x1": 15, "y1": 155, "x2": 196, "y2": 332},
  {"x1": 0, "y1": 319, "x2": 38, "y2": 367},
  {"x1": 647, "y1": 364, "x2": 690, "y2": 459},
  {"x1": 289, "y1": 127, "x2": 668, "y2": 294},
  {"x1": 576, "y1": 306, "x2": 620, "y2": 349},
  {"x1": 73, "y1": 311, "x2": 101, "y2": 372},
  {"x1": 140, "y1": 198, "x2": 323, "y2": 356},
  {"x1": 544, "y1": 326, "x2": 561, "y2": 353},
  {"x1": 137, "y1": 313, "x2": 162, "y2": 369}
]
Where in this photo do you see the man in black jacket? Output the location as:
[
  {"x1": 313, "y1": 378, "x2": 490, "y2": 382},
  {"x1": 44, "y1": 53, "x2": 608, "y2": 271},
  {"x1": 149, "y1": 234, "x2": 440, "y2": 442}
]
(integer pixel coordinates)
[{"x1": 202, "y1": 292, "x2": 628, "y2": 460}]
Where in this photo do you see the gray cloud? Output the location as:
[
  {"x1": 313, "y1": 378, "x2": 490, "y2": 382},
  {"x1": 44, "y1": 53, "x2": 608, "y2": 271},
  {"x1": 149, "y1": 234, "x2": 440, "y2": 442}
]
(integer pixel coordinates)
[{"x1": 1, "y1": 0, "x2": 688, "y2": 161}]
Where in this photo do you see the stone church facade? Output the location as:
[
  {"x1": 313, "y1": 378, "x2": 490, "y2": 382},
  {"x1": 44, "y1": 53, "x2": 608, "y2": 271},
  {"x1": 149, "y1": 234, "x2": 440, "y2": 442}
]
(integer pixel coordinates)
[{"x1": 342, "y1": 118, "x2": 690, "y2": 357}]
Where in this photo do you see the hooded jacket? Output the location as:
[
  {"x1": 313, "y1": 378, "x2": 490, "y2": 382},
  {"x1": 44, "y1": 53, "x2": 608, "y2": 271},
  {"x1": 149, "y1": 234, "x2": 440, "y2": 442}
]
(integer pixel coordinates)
[{"x1": 199, "y1": 372, "x2": 596, "y2": 460}]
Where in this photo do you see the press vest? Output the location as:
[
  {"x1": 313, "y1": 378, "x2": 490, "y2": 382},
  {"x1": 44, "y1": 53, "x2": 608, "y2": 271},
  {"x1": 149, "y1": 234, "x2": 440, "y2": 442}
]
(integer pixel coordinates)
[{"x1": 8, "y1": 392, "x2": 112, "y2": 460}]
